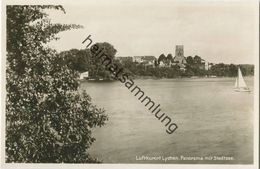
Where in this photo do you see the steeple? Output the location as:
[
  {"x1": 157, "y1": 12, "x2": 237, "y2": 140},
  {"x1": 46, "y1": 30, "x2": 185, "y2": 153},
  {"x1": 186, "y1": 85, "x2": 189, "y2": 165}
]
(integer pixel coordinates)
[
  {"x1": 175, "y1": 45, "x2": 184, "y2": 57},
  {"x1": 173, "y1": 45, "x2": 186, "y2": 64}
]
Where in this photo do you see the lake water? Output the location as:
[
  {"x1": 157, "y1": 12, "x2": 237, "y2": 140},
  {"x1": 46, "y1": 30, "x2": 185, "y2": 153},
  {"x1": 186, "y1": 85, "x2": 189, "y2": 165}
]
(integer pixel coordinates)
[{"x1": 80, "y1": 77, "x2": 254, "y2": 164}]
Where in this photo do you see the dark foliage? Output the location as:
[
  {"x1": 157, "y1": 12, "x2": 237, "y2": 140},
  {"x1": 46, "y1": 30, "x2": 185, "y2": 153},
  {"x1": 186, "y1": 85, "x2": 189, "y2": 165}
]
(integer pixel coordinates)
[{"x1": 6, "y1": 5, "x2": 108, "y2": 163}]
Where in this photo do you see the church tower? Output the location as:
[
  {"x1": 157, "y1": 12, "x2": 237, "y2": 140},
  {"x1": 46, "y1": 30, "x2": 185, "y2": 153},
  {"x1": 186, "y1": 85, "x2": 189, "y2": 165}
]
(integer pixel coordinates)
[
  {"x1": 173, "y1": 45, "x2": 186, "y2": 65},
  {"x1": 175, "y1": 45, "x2": 184, "y2": 58}
]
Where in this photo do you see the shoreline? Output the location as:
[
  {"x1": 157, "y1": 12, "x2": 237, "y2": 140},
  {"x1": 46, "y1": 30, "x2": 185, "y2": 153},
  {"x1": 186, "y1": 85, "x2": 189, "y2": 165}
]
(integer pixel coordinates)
[{"x1": 80, "y1": 75, "x2": 254, "y2": 82}]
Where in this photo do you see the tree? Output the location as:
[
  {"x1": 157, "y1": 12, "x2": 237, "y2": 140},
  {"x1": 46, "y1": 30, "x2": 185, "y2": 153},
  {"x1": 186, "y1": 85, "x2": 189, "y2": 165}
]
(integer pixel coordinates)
[
  {"x1": 60, "y1": 49, "x2": 92, "y2": 73},
  {"x1": 228, "y1": 64, "x2": 237, "y2": 77},
  {"x1": 158, "y1": 54, "x2": 166, "y2": 64},
  {"x1": 6, "y1": 5, "x2": 108, "y2": 163},
  {"x1": 166, "y1": 53, "x2": 173, "y2": 61},
  {"x1": 194, "y1": 55, "x2": 202, "y2": 64},
  {"x1": 89, "y1": 42, "x2": 117, "y2": 79},
  {"x1": 186, "y1": 56, "x2": 194, "y2": 64},
  {"x1": 94, "y1": 42, "x2": 117, "y2": 59}
]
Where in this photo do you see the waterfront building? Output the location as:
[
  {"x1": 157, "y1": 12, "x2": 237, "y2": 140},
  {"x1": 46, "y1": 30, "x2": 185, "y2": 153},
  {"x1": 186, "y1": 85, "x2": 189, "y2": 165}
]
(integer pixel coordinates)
[
  {"x1": 115, "y1": 56, "x2": 133, "y2": 63},
  {"x1": 133, "y1": 56, "x2": 156, "y2": 65},
  {"x1": 80, "y1": 71, "x2": 89, "y2": 80},
  {"x1": 159, "y1": 59, "x2": 171, "y2": 68}
]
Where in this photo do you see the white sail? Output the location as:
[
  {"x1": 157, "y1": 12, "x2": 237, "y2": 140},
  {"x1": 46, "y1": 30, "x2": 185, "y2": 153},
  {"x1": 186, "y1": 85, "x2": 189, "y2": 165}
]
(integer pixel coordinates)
[
  {"x1": 237, "y1": 68, "x2": 247, "y2": 88},
  {"x1": 234, "y1": 78, "x2": 238, "y2": 88}
]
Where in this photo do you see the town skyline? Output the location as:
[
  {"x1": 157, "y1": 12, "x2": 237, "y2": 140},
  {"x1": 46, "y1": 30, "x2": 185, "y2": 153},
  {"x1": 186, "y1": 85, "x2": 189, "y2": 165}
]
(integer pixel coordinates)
[{"x1": 47, "y1": 0, "x2": 257, "y2": 64}]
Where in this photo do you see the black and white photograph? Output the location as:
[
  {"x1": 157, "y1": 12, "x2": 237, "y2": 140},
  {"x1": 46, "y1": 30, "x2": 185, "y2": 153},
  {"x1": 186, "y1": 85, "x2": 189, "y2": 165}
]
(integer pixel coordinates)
[{"x1": 0, "y1": 0, "x2": 259, "y2": 168}]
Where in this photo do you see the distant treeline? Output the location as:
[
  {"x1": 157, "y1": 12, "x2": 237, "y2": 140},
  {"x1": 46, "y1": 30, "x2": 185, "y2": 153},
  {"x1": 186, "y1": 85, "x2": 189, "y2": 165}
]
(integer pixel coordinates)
[
  {"x1": 121, "y1": 61, "x2": 254, "y2": 78},
  {"x1": 208, "y1": 63, "x2": 254, "y2": 77},
  {"x1": 60, "y1": 45, "x2": 254, "y2": 79}
]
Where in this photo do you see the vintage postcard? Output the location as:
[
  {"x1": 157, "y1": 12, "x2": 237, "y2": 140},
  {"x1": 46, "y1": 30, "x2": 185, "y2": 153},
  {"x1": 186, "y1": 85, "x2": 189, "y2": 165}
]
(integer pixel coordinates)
[{"x1": 0, "y1": 0, "x2": 259, "y2": 169}]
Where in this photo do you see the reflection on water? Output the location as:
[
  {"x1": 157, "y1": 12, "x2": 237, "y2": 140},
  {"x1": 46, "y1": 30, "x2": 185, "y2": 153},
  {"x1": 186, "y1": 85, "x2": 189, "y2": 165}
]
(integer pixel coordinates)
[{"x1": 80, "y1": 77, "x2": 254, "y2": 164}]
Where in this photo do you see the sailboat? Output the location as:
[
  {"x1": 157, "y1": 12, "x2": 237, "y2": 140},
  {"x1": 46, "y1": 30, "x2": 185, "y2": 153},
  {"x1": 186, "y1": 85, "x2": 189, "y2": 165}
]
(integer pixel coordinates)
[{"x1": 234, "y1": 67, "x2": 250, "y2": 92}]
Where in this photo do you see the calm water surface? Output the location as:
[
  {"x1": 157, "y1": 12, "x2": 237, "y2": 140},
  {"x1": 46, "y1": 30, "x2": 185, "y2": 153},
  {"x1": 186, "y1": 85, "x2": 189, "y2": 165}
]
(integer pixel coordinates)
[{"x1": 80, "y1": 77, "x2": 254, "y2": 164}]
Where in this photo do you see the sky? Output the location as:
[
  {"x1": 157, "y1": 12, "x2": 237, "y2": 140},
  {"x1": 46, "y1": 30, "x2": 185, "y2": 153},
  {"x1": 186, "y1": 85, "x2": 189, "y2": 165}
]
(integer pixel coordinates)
[{"x1": 46, "y1": 0, "x2": 258, "y2": 64}]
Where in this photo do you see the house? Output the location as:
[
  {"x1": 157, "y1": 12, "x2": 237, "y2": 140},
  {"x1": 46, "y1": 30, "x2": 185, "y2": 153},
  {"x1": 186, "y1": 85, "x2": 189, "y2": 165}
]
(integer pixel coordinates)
[
  {"x1": 198, "y1": 59, "x2": 206, "y2": 70},
  {"x1": 159, "y1": 59, "x2": 171, "y2": 67},
  {"x1": 115, "y1": 56, "x2": 133, "y2": 63},
  {"x1": 133, "y1": 56, "x2": 156, "y2": 66},
  {"x1": 79, "y1": 71, "x2": 89, "y2": 80},
  {"x1": 198, "y1": 59, "x2": 212, "y2": 70},
  {"x1": 133, "y1": 56, "x2": 143, "y2": 63},
  {"x1": 142, "y1": 56, "x2": 156, "y2": 66},
  {"x1": 205, "y1": 61, "x2": 212, "y2": 70},
  {"x1": 178, "y1": 64, "x2": 186, "y2": 71}
]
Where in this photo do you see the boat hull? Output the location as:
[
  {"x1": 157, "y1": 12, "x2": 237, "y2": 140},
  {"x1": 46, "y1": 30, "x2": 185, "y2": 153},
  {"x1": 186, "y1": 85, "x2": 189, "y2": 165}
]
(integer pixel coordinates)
[{"x1": 234, "y1": 87, "x2": 250, "y2": 92}]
